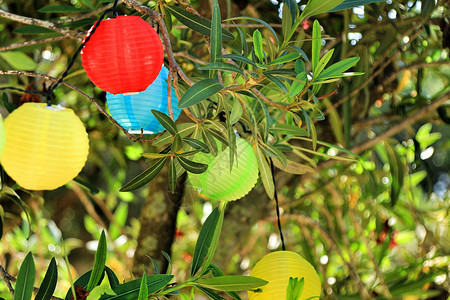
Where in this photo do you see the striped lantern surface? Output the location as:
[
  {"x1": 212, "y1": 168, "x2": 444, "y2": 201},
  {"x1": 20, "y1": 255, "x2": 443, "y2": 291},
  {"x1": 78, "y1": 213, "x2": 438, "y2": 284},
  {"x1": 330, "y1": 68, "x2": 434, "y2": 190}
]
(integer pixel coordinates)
[
  {"x1": 248, "y1": 251, "x2": 321, "y2": 300},
  {"x1": 188, "y1": 137, "x2": 258, "y2": 202},
  {"x1": 0, "y1": 103, "x2": 89, "y2": 190},
  {"x1": 106, "y1": 66, "x2": 182, "y2": 134},
  {"x1": 0, "y1": 115, "x2": 5, "y2": 157},
  {"x1": 81, "y1": 15, "x2": 163, "y2": 95}
]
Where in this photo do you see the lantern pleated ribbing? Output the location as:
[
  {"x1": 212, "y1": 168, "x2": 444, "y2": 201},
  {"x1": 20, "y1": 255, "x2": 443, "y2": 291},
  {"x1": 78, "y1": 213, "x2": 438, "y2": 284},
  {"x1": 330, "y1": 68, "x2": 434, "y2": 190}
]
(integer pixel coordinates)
[
  {"x1": 0, "y1": 103, "x2": 89, "y2": 190},
  {"x1": 248, "y1": 251, "x2": 321, "y2": 300},
  {"x1": 188, "y1": 137, "x2": 258, "y2": 202},
  {"x1": 81, "y1": 15, "x2": 164, "y2": 95},
  {"x1": 0, "y1": 115, "x2": 5, "y2": 157},
  {"x1": 106, "y1": 66, "x2": 182, "y2": 134}
]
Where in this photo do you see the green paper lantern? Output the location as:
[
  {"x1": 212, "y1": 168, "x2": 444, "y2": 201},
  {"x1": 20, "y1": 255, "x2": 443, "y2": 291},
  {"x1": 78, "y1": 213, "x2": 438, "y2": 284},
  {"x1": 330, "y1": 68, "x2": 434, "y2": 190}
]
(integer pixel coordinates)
[
  {"x1": 0, "y1": 115, "x2": 5, "y2": 157},
  {"x1": 188, "y1": 137, "x2": 258, "y2": 202}
]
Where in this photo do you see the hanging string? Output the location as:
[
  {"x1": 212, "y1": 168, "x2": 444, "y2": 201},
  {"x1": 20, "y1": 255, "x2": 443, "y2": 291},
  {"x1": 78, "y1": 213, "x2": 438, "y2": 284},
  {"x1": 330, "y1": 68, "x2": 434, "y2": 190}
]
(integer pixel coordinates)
[
  {"x1": 45, "y1": 0, "x2": 120, "y2": 106},
  {"x1": 270, "y1": 157, "x2": 286, "y2": 251}
]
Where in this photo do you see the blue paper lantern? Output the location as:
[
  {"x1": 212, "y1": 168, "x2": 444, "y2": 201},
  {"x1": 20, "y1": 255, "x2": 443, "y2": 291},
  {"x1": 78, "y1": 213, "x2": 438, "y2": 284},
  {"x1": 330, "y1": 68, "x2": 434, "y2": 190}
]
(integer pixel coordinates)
[{"x1": 106, "y1": 66, "x2": 182, "y2": 134}]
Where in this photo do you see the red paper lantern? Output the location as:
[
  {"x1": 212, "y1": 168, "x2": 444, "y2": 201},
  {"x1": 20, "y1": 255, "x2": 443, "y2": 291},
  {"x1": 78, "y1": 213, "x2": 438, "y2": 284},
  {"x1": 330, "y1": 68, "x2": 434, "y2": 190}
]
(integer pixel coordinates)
[{"x1": 81, "y1": 16, "x2": 164, "y2": 95}]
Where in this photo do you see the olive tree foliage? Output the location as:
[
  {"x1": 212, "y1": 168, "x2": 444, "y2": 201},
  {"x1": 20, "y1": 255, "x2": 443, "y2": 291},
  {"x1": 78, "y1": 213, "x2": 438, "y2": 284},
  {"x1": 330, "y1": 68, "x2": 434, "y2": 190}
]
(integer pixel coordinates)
[{"x1": 0, "y1": 0, "x2": 449, "y2": 299}]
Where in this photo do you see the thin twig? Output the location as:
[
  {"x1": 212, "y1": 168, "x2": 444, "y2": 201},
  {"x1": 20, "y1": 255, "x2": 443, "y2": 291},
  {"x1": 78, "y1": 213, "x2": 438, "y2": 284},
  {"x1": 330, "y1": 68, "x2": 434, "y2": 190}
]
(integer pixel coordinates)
[
  {"x1": 0, "y1": 9, "x2": 82, "y2": 40},
  {"x1": 53, "y1": 1, "x2": 121, "y2": 24},
  {"x1": 0, "y1": 35, "x2": 75, "y2": 51}
]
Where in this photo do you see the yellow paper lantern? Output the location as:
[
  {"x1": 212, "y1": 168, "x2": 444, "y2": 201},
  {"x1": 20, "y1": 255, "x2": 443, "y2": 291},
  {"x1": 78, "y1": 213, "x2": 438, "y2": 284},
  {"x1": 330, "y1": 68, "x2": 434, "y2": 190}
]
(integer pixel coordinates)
[
  {"x1": 0, "y1": 103, "x2": 89, "y2": 190},
  {"x1": 248, "y1": 251, "x2": 321, "y2": 300},
  {"x1": 0, "y1": 115, "x2": 5, "y2": 157}
]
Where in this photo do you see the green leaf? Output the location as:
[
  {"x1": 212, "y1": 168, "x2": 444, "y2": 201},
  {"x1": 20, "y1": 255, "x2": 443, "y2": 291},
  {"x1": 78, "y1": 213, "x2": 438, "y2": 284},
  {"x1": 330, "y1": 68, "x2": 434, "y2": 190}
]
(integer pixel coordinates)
[
  {"x1": 191, "y1": 207, "x2": 220, "y2": 276},
  {"x1": 199, "y1": 62, "x2": 244, "y2": 76},
  {"x1": 295, "y1": 59, "x2": 305, "y2": 73},
  {"x1": 87, "y1": 231, "x2": 107, "y2": 292},
  {"x1": 281, "y1": 2, "x2": 293, "y2": 42},
  {"x1": 65, "y1": 270, "x2": 105, "y2": 300},
  {"x1": 195, "y1": 276, "x2": 268, "y2": 292},
  {"x1": 178, "y1": 79, "x2": 223, "y2": 109},
  {"x1": 286, "y1": 277, "x2": 304, "y2": 300},
  {"x1": 317, "y1": 57, "x2": 360, "y2": 80},
  {"x1": 1, "y1": 93, "x2": 17, "y2": 113},
  {"x1": 172, "y1": 133, "x2": 183, "y2": 153},
  {"x1": 230, "y1": 99, "x2": 243, "y2": 125},
  {"x1": 328, "y1": 0, "x2": 385, "y2": 12},
  {"x1": 35, "y1": 258, "x2": 58, "y2": 300},
  {"x1": 289, "y1": 72, "x2": 308, "y2": 97},
  {"x1": 141, "y1": 153, "x2": 169, "y2": 159},
  {"x1": 253, "y1": 30, "x2": 265, "y2": 63},
  {"x1": 210, "y1": 0, "x2": 222, "y2": 78},
  {"x1": 169, "y1": 157, "x2": 177, "y2": 193},
  {"x1": 272, "y1": 158, "x2": 314, "y2": 174},
  {"x1": 225, "y1": 16, "x2": 278, "y2": 45},
  {"x1": 87, "y1": 286, "x2": 116, "y2": 300},
  {"x1": 264, "y1": 72, "x2": 288, "y2": 93},
  {"x1": 255, "y1": 146, "x2": 274, "y2": 199},
  {"x1": 183, "y1": 138, "x2": 210, "y2": 153},
  {"x1": 161, "y1": 5, "x2": 172, "y2": 33},
  {"x1": 300, "y1": 0, "x2": 345, "y2": 18},
  {"x1": 14, "y1": 252, "x2": 35, "y2": 300},
  {"x1": 178, "y1": 157, "x2": 208, "y2": 174},
  {"x1": 195, "y1": 286, "x2": 224, "y2": 300},
  {"x1": 154, "y1": 123, "x2": 197, "y2": 146},
  {"x1": 137, "y1": 273, "x2": 148, "y2": 300},
  {"x1": 220, "y1": 54, "x2": 258, "y2": 67},
  {"x1": 313, "y1": 48, "x2": 334, "y2": 79},
  {"x1": 0, "y1": 52, "x2": 37, "y2": 71},
  {"x1": 385, "y1": 141, "x2": 405, "y2": 206},
  {"x1": 311, "y1": 20, "x2": 321, "y2": 73},
  {"x1": 100, "y1": 275, "x2": 173, "y2": 300},
  {"x1": 234, "y1": 23, "x2": 248, "y2": 57},
  {"x1": 105, "y1": 267, "x2": 120, "y2": 290},
  {"x1": 202, "y1": 130, "x2": 218, "y2": 157},
  {"x1": 120, "y1": 157, "x2": 167, "y2": 191},
  {"x1": 151, "y1": 110, "x2": 177, "y2": 135},
  {"x1": 14, "y1": 25, "x2": 55, "y2": 34},
  {"x1": 38, "y1": 5, "x2": 89, "y2": 12},
  {"x1": 270, "y1": 124, "x2": 308, "y2": 136},
  {"x1": 267, "y1": 52, "x2": 301, "y2": 66},
  {"x1": 261, "y1": 144, "x2": 287, "y2": 167},
  {"x1": 164, "y1": 5, "x2": 234, "y2": 41}
]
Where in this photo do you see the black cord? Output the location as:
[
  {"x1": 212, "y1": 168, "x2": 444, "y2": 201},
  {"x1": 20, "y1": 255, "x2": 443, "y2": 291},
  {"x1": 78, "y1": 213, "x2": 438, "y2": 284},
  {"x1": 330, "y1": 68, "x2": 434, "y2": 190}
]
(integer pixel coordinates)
[{"x1": 270, "y1": 157, "x2": 286, "y2": 251}]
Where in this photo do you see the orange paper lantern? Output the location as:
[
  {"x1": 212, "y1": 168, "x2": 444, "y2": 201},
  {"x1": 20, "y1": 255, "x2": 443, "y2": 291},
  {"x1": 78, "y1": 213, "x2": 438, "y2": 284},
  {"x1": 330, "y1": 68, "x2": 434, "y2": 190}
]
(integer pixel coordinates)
[
  {"x1": 0, "y1": 103, "x2": 89, "y2": 190},
  {"x1": 248, "y1": 251, "x2": 321, "y2": 300},
  {"x1": 81, "y1": 15, "x2": 164, "y2": 95}
]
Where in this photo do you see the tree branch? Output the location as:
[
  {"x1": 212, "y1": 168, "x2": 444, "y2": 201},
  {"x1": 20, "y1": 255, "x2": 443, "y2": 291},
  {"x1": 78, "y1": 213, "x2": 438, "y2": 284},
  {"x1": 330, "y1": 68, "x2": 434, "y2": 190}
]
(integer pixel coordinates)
[
  {"x1": 0, "y1": 9, "x2": 82, "y2": 41},
  {"x1": 0, "y1": 35, "x2": 78, "y2": 51},
  {"x1": 53, "y1": 1, "x2": 121, "y2": 24}
]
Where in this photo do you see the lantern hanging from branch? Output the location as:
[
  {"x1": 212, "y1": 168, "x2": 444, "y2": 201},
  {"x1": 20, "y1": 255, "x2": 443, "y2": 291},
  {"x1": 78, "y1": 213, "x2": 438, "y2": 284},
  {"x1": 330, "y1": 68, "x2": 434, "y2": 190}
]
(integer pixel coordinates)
[
  {"x1": 106, "y1": 66, "x2": 182, "y2": 134},
  {"x1": 81, "y1": 15, "x2": 164, "y2": 95},
  {"x1": 188, "y1": 137, "x2": 258, "y2": 202},
  {"x1": 0, "y1": 115, "x2": 5, "y2": 157},
  {"x1": 248, "y1": 251, "x2": 321, "y2": 300},
  {"x1": 0, "y1": 103, "x2": 89, "y2": 190}
]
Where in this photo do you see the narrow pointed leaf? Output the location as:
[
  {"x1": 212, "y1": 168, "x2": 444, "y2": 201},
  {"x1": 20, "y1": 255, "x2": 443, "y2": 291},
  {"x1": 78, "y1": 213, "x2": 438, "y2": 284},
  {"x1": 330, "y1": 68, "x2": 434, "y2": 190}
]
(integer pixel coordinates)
[
  {"x1": 141, "y1": 153, "x2": 169, "y2": 159},
  {"x1": 164, "y1": 5, "x2": 234, "y2": 40},
  {"x1": 267, "y1": 52, "x2": 301, "y2": 66},
  {"x1": 225, "y1": 16, "x2": 279, "y2": 45},
  {"x1": 220, "y1": 54, "x2": 257, "y2": 67},
  {"x1": 35, "y1": 258, "x2": 58, "y2": 300},
  {"x1": 329, "y1": 0, "x2": 385, "y2": 12},
  {"x1": 195, "y1": 286, "x2": 224, "y2": 300},
  {"x1": 65, "y1": 270, "x2": 106, "y2": 300},
  {"x1": 253, "y1": 30, "x2": 265, "y2": 63},
  {"x1": 195, "y1": 276, "x2": 268, "y2": 292},
  {"x1": 87, "y1": 231, "x2": 107, "y2": 292},
  {"x1": 202, "y1": 130, "x2": 218, "y2": 157},
  {"x1": 234, "y1": 23, "x2": 248, "y2": 57},
  {"x1": 120, "y1": 157, "x2": 167, "y2": 191},
  {"x1": 270, "y1": 124, "x2": 308, "y2": 136},
  {"x1": 172, "y1": 133, "x2": 183, "y2": 153},
  {"x1": 255, "y1": 146, "x2": 274, "y2": 199},
  {"x1": 151, "y1": 110, "x2": 177, "y2": 135},
  {"x1": 199, "y1": 62, "x2": 244, "y2": 75},
  {"x1": 191, "y1": 208, "x2": 220, "y2": 276},
  {"x1": 99, "y1": 275, "x2": 173, "y2": 300},
  {"x1": 105, "y1": 267, "x2": 119, "y2": 290},
  {"x1": 169, "y1": 157, "x2": 177, "y2": 193},
  {"x1": 183, "y1": 138, "x2": 210, "y2": 153},
  {"x1": 14, "y1": 252, "x2": 35, "y2": 300},
  {"x1": 154, "y1": 123, "x2": 197, "y2": 146},
  {"x1": 300, "y1": 0, "x2": 345, "y2": 18},
  {"x1": 272, "y1": 158, "x2": 314, "y2": 174},
  {"x1": 178, "y1": 79, "x2": 223, "y2": 109},
  {"x1": 313, "y1": 48, "x2": 334, "y2": 78},
  {"x1": 289, "y1": 72, "x2": 308, "y2": 97},
  {"x1": 178, "y1": 156, "x2": 208, "y2": 174},
  {"x1": 316, "y1": 57, "x2": 360, "y2": 80},
  {"x1": 230, "y1": 99, "x2": 243, "y2": 125},
  {"x1": 38, "y1": 5, "x2": 89, "y2": 12},
  {"x1": 311, "y1": 20, "x2": 321, "y2": 73},
  {"x1": 137, "y1": 273, "x2": 148, "y2": 300},
  {"x1": 210, "y1": 0, "x2": 222, "y2": 78},
  {"x1": 263, "y1": 72, "x2": 288, "y2": 93}
]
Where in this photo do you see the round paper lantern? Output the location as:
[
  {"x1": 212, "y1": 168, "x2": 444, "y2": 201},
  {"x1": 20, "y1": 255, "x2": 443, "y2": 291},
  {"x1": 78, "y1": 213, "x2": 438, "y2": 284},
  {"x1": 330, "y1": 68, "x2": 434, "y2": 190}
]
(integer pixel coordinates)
[
  {"x1": 248, "y1": 251, "x2": 321, "y2": 300},
  {"x1": 106, "y1": 66, "x2": 182, "y2": 134},
  {"x1": 0, "y1": 115, "x2": 5, "y2": 157},
  {"x1": 0, "y1": 103, "x2": 89, "y2": 190},
  {"x1": 188, "y1": 137, "x2": 258, "y2": 202},
  {"x1": 81, "y1": 15, "x2": 164, "y2": 95}
]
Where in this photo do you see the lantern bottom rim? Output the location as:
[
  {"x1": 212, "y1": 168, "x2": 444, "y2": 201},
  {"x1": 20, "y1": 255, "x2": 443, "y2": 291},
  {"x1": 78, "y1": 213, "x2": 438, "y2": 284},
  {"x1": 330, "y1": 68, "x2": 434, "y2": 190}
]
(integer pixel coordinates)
[{"x1": 128, "y1": 129, "x2": 156, "y2": 135}]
